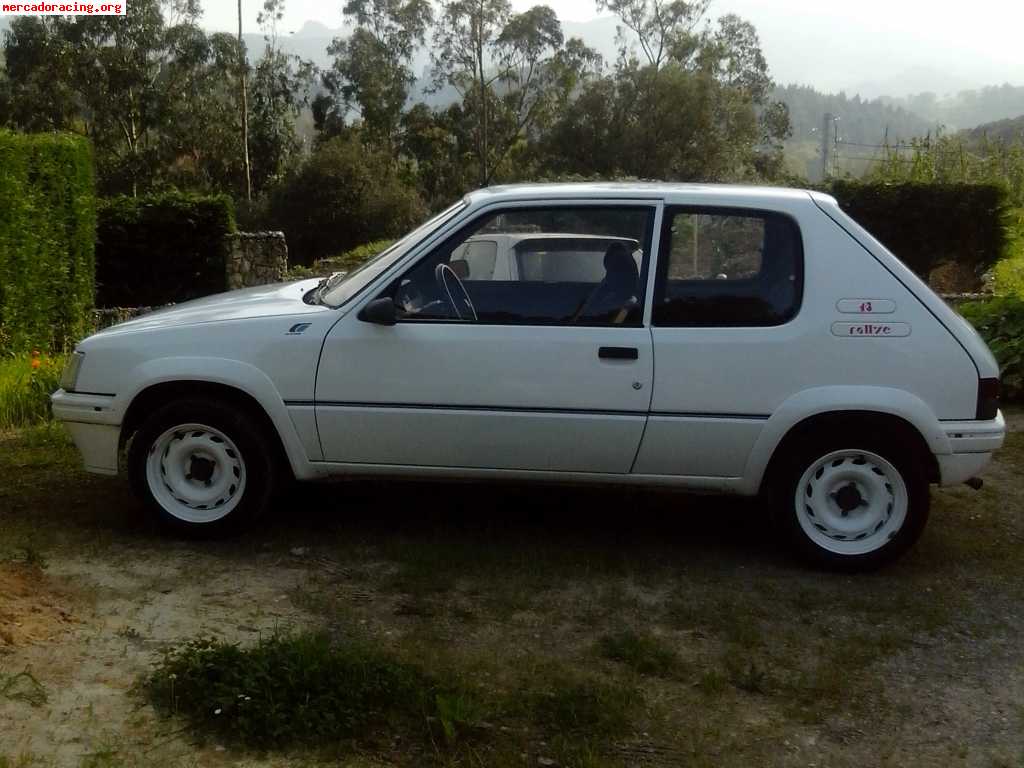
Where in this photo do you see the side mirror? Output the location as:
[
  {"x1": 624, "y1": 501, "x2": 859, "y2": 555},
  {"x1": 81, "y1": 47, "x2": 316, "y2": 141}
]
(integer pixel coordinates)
[{"x1": 358, "y1": 297, "x2": 397, "y2": 326}]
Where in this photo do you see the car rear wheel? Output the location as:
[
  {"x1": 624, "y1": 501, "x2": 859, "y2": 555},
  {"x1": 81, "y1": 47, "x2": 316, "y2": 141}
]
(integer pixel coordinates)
[
  {"x1": 128, "y1": 399, "x2": 277, "y2": 536},
  {"x1": 772, "y1": 434, "x2": 929, "y2": 570}
]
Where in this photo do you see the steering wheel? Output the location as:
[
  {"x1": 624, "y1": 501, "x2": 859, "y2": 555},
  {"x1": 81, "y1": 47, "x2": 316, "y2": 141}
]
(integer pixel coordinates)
[{"x1": 434, "y1": 263, "x2": 478, "y2": 321}]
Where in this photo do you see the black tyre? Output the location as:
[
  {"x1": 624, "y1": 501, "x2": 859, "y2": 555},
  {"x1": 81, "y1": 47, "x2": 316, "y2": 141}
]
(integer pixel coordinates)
[
  {"x1": 127, "y1": 398, "x2": 278, "y2": 537},
  {"x1": 770, "y1": 430, "x2": 930, "y2": 570}
]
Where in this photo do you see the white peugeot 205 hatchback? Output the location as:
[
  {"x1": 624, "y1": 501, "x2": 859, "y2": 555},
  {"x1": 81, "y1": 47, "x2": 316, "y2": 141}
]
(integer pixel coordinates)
[{"x1": 52, "y1": 183, "x2": 1005, "y2": 569}]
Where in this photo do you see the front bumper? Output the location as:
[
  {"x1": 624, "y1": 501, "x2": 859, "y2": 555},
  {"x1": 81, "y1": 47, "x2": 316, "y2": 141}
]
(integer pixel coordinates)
[
  {"x1": 51, "y1": 389, "x2": 121, "y2": 475},
  {"x1": 936, "y1": 410, "x2": 1006, "y2": 486}
]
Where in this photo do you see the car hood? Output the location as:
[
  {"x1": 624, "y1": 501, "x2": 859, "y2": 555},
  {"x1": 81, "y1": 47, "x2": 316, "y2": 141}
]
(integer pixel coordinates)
[{"x1": 93, "y1": 279, "x2": 332, "y2": 335}]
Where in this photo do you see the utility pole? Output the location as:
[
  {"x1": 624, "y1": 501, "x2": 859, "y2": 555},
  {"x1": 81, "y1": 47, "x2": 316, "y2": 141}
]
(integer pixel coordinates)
[
  {"x1": 238, "y1": 0, "x2": 252, "y2": 202},
  {"x1": 821, "y1": 112, "x2": 833, "y2": 181}
]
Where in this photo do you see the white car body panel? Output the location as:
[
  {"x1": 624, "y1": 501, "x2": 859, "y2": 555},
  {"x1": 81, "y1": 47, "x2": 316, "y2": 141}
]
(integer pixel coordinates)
[
  {"x1": 314, "y1": 322, "x2": 652, "y2": 472},
  {"x1": 51, "y1": 182, "x2": 1005, "y2": 495}
]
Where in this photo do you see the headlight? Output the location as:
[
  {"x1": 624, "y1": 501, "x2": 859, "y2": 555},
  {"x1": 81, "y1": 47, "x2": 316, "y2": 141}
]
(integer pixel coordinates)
[{"x1": 60, "y1": 351, "x2": 86, "y2": 391}]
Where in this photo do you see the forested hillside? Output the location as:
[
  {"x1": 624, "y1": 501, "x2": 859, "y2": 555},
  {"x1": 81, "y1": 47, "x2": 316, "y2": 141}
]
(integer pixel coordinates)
[
  {"x1": 965, "y1": 115, "x2": 1024, "y2": 144},
  {"x1": 774, "y1": 82, "x2": 1024, "y2": 179},
  {"x1": 775, "y1": 84, "x2": 934, "y2": 146},
  {"x1": 892, "y1": 84, "x2": 1024, "y2": 131}
]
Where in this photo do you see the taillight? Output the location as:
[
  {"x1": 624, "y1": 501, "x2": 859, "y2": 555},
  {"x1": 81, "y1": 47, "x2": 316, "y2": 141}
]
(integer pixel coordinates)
[{"x1": 976, "y1": 378, "x2": 1000, "y2": 420}]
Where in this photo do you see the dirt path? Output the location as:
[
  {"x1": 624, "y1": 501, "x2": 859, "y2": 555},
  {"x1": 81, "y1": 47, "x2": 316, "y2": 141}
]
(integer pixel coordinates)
[{"x1": 1, "y1": 548, "x2": 318, "y2": 766}]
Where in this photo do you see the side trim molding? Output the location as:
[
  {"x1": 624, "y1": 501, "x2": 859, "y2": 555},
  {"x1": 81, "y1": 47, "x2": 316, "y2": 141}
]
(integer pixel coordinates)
[{"x1": 287, "y1": 399, "x2": 770, "y2": 421}]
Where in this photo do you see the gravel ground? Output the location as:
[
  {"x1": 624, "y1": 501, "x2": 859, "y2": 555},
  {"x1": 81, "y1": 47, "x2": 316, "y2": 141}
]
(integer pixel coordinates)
[{"x1": 2, "y1": 414, "x2": 1024, "y2": 767}]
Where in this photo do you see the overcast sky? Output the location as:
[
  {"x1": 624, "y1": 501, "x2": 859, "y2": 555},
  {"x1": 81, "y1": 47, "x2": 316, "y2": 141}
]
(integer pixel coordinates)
[{"x1": 198, "y1": 0, "x2": 1023, "y2": 95}]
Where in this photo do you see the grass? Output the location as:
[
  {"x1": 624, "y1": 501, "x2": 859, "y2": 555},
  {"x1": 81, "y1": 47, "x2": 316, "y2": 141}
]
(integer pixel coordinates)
[
  {"x1": 993, "y1": 208, "x2": 1024, "y2": 296},
  {"x1": 0, "y1": 421, "x2": 137, "y2": 560},
  {"x1": 143, "y1": 629, "x2": 645, "y2": 759},
  {"x1": 522, "y1": 675, "x2": 639, "y2": 737},
  {"x1": 0, "y1": 756, "x2": 47, "y2": 768},
  {"x1": 284, "y1": 239, "x2": 396, "y2": 281},
  {"x1": 273, "y1": 430, "x2": 1024, "y2": 761},
  {"x1": 144, "y1": 631, "x2": 440, "y2": 750},
  {"x1": 0, "y1": 353, "x2": 63, "y2": 430},
  {"x1": 596, "y1": 629, "x2": 682, "y2": 678},
  {"x1": 0, "y1": 669, "x2": 47, "y2": 707}
]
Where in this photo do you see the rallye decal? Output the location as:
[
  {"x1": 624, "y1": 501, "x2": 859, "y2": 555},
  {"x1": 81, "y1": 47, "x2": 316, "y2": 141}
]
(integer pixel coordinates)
[{"x1": 831, "y1": 321, "x2": 911, "y2": 337}]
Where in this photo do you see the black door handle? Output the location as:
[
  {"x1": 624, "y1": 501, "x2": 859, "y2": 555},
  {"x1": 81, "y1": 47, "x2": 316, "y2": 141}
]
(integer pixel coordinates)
[{"x1": 598, "y1": 346, "x2": 638, "y2": 360}]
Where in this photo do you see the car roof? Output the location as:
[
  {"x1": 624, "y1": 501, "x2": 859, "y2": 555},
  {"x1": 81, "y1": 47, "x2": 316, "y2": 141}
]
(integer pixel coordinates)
[{"x1": 463, "y1": 182, "x2": 815, "y2": 207}]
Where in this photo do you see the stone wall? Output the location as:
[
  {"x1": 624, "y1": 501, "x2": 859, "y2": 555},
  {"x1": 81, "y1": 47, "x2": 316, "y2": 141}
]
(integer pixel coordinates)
[{"x1": 225, "y1": 231, "x2": 288, "y2": 290}]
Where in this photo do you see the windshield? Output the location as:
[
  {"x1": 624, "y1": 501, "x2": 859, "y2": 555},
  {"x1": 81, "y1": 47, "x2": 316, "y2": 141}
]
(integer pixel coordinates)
[{"x1": 321, "y1": 200, "x2": 467, "y2": 308}]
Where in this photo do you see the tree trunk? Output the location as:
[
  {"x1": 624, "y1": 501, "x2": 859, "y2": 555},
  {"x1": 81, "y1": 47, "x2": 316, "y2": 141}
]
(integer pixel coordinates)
[
  {"x1": 239, "y1": 0, "x2": 253, "y2": 202},
  {"x1": 477, "y1": 4, "x2": 487, "y2": 187}
]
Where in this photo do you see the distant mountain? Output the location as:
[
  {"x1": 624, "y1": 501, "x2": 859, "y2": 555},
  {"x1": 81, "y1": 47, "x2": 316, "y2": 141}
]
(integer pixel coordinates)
[
  {"x1": 964, "y1": 114, "x2": 1024, "y2": 144},
  {"x1": 887, "y1": 84, "x2": 1024, "y2": 131},
  {"x1": 240, "y1": 15, "x2": 626, "y2": 79},
  {"x1": 240, "y1": 24, "x2": 343, "y2": 70},
  {"x1": 293, "y1": 20, "x2": 338, "y2": 39},
  {"x1": 847, "y1": 66, "x2": 980, "y2": 101}
]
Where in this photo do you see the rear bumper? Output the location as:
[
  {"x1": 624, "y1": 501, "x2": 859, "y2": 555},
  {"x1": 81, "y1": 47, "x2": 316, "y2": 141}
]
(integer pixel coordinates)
[
  {"x1": 936, "y1": 410, "x2": 1005, "y2": 486},
  {"x1": 51, "y1": 389, "x2": 121, "y2": 475}
]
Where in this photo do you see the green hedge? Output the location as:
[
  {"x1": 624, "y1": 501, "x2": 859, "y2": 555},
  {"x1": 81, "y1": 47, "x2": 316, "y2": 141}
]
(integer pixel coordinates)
[
  {"x1": 830, "y1": 181, "x2": 1011, "y2": 281},
  {"x1": 960, "y1": 296, "x2": 1024, "y2": 401},
  {"x1": 267, "y1": 135, "x2": 424, "y2": 265},
  {"x1": 96, "y1": 192, "x2": 236, "y2": 307},
  {"x1": 0, "y1": 132, "x2": 96, "y2": 352}
]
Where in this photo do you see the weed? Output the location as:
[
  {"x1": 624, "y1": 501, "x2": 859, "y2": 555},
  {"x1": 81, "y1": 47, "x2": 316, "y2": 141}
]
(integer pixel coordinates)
[
  {"x1": 597, "y1": 629, "x2": 681, "y2": 678},
  {"x1": 0, "y1": 353, "x2": 64, "y2": 430},
  {"x1": 663, "y1": 593, "x2": 765, "y2": 649},
  {"x1": 79, "y1": 746, "x2": 123, "y2": 768},
  {"x1": 0, "y1": 755, "x2": 44, "y2": 768},
  {"x1": 144, "y1": 631, "x2": 438, "y2": 750},
  {"x1": 14, "y1": 545, "x2": 47, "y2": 571},
  {"x1": 523, "y1": 674, "x2": 639, "y2": 738},
  {"x1": 726, "y1": 658, "x2": 771, "y2": 695},
  {"x1": 547, "y1": 737, "x2": 621, "y2": 768},
  {"x1": 434, "y1": 692, "x2": 484, "y2": 744},
  {"x1": 0, "y1": 669, "x2": 47, "y2": 707},
  {"x1": 696, "y1": 668, "x2": 729, "y2": 696}
]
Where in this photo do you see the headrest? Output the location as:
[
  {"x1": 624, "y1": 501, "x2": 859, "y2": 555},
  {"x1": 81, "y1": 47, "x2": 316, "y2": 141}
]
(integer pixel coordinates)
[{"x1": 603, "y1": 242, "x2": 637, "y2": 276}]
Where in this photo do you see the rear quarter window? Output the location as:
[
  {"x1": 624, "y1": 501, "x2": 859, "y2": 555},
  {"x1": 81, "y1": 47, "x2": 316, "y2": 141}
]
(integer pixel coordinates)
[{"x1": 654, "y1": 208, "x2": 804, "y2": 327}]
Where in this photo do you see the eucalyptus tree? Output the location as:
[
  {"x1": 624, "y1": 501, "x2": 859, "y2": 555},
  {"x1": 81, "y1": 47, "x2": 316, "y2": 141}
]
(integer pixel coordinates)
[
  {"x1": 430, "y1": 1, "x2": 600, "y2": 186},
  {"x1": 597, "y1": 0, "x2": 709, "y2": 71},
  {"x1": 0, "y1": 0, "x2": 254, "y2": 195},
  {"x1": 249, "y1": 0, "x2": 316, "y2": 194},
  {"x1": 538, "y1": 5, "x2": 791, "y2": 183},
  {"x1": 0, "y1": 16, "x2": 79, "y2": 132},
  {"x1": 319, "y1": 0, "x2": 434, "y2": 150}
]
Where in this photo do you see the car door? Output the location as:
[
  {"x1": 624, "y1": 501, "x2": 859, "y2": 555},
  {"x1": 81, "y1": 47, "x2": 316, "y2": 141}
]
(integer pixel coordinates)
[
  {"x1": 314, "y1": 201, "x2": 660, "y2": 474},
  {"x1": 633, "y1": 204, "x2": 805, "y2": 478}
]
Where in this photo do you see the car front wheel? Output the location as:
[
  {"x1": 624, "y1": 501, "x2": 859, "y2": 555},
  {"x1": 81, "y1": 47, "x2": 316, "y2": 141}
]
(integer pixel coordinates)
[
  {"x1": 128, "y1": 399, "x2": 278, "y2": 536},
  {"x1": 773, "y1": 435, "x2": 930, "y2": 570}
]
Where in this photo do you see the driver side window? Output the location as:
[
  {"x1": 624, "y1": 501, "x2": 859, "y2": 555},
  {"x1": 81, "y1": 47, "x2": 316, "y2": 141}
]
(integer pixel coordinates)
[{"x1": 384, "y1": 206, "x2": 654, "y2": 326}]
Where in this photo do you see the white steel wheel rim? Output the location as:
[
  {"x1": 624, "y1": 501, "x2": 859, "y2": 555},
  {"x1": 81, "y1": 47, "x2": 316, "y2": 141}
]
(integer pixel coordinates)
[
  {"x1": 145, "y1": 423, "x2": 247, "y2": 524},
  {"x1": 795, "y1": 449, "x2": 909, "y2": 556}
]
